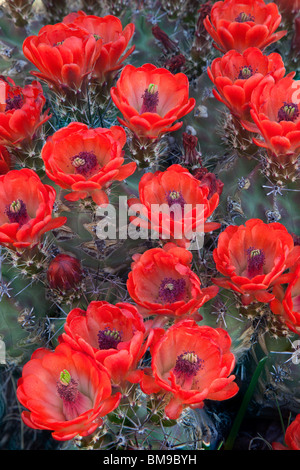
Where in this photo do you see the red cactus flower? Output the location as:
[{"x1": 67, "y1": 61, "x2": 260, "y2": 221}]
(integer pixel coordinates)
[
  {"x1": 213, "y1": 219, "x2": 300, "y2": 305},
  {"x1": 127, "y1": 243, "x2": 218, "y2": 318},
  {"x1": 63, "y1": 12, "x2": 135, "y2": 85},
  {"x1": 59, "y1": 301, "x2": 152, "y2": 387},
  {"x1": 204, "y1": 0, "x2": 286, "y2": 53},
  {"x1": 0, "y1": 76, "x2": 50, "y2": 148},
  {"x1": 41, "y1": 122, "x2": 136, "y2": 205},
  {"x1": 47, "y1": 254, "x2": 82, "y2": 292},
  {"x1": 110, "y1": 63, "x2": 195, "y2": 139},
  {"x1": 0, "y1": 169, "x2": 66, "y2": 249},
  {"x1": 272, "y1": 414, "x2": 300, "y2": 450},
  {"x1": 246, "y1": 74, "x2": 300, "y2": 171},
  {"x1": 22, "y1": 22, "x2": 102, "y2": 94},
  {"x1": 0, "y1": 146, "x2": 11, "y2": 174},
  {"x1": 140, "y1": 319, "x2": 238, "y2": 420},
  {"x1": 16, "y1": 343, "x2": 121, "y2": 441},
  {"x1": 270, "y1": 263, "x2": 300, "y2": 335},
  {"x1": 128, "y1": 164, "x2": 220, "y2": 248},
  {"x1": 207, "y1": 47, "x2": 286, "y2": 131}
]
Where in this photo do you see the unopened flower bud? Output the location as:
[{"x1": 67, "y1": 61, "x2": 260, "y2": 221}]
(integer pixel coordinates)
[{"x1": 47, "y1": 254, "x2": 82, "y2": 291}]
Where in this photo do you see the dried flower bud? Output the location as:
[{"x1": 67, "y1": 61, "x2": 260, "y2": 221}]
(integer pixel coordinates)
[
  {"x1": 165, "y1": 54, "x2": 186, "y2": 73},
  {"x1": 152, "y1": 25, "x2": 178, "y2": 53},
  {"x1": 47, "y1": 254, "x2": 82, "y2": 292},
  {"x1": 182, "y1": 132, "x2": 201, "y2": 166},
  {"x1": 191, "y1": 2, "x2": 212, "y2": 60},
  {"x1": 193, "y1": 167, "x2": 224, "y2": 199}
]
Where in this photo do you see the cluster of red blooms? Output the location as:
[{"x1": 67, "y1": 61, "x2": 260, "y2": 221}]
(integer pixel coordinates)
[
  {"x1": 203, "y1": 0, "x2": 300, "y2": 345},
  {"x1": 17, "y1": 297, "x2": 239, "y2": 439},
  {"x1": 22, "y1": 11, "x2": 135, "y2": 95},
  {"x1": 206, "y1": 0, "x2": 300, "y2": 180},
  {"x1": 2, "y1": 8, "x2": 236, "y2": 441},
  {"x1": 0, "y1": 0, "x2": 297, "y2": 447}
]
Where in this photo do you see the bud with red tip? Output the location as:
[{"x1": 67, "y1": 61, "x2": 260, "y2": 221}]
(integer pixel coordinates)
[{"x1": 47, "y1": 254, "x2": 82, "y2": 292}]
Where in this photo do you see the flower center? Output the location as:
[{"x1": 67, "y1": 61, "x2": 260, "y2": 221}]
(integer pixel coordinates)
[
  {"x1": 173, "y1": 351, "x2": 204, "y2": 388},
  {"x1": 71, "y1": 151, "x2": 98, "y2": 177},
  {"x1": 238, "y1": 66, "x2": 254, "y2": 80},
  {"x1": 5, "y1": 199, "x2": 29, "y2": 226},
  {"x1": 140, "y1": 83, "x2": 159, "y2": 114},
  {"x1": 98, "y1": 328, "x2": 122, "y2": 350},
  {"x1": 278, "y1": 102, "x2": 300, "y2": 122},
  {"x1": 5, "y1": 94, "x2": 23, "y2": 111},
  {"x1": 158, "y1": 277, "x2": 186, "y2": 304},
  {"x1": 166, "y1": 190, "x2": 186, "y2": 209},
  {"x1": 56, "y1": 369, "x2": 79, "y2": 403},
  {"x1": 235, "y1": 12, "x2": 255, "y2": 22},
  {"x1": 247, "y1": 247, "x2": 265, "y2": 278}
]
